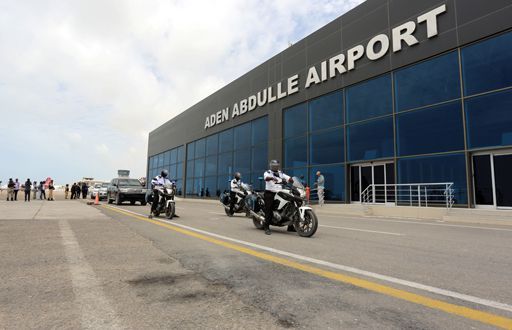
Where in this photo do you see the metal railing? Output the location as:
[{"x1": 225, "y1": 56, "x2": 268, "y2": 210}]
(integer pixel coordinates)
[{"x1": 361, "y1": 183, "x2": 454, "y2": 209}]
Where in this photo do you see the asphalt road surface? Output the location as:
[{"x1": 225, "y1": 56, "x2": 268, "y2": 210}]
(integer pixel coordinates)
[{"x1": 1, "y1": 198, "x2": 511, "y2": 329}]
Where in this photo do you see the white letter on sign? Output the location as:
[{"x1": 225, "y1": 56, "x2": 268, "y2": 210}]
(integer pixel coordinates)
[
  {"x1": 417, "y1": 4, "x2": 446, "y2": 38},
  {"x1": 347, "y1": 45, "x2": 364, "y2": 71},
  {"x1": 392, "y1": 21, "x2": 419, "y2": 52},
  {"x1": 305, "y1": 66, "x2": 320, "y2": 89},
  {"x1": 366, "y1": 34, "x2": 390, "y2": 61}
]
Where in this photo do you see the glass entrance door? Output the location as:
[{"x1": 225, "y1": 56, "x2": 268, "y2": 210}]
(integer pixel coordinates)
[
  {"x1": 350, "y1": 162, "x2": 395, "y2": 203},
  {"x1": 473, "y1": 152, "x2": 512, "y2": 208}
]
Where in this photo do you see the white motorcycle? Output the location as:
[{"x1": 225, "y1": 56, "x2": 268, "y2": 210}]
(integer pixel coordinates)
[
  {"x1": 151, "y1": 182, "x2": 176, "y2": 219},
  {"x1": 246, "y1": 176, "x2": 318, "y2": 237}
]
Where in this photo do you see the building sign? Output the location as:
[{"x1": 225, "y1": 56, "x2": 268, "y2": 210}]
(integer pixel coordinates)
[{"x1": 204, "y1": 4, "x2": 447, "y2": 130}]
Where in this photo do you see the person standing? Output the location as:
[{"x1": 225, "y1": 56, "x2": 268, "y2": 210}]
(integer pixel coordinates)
[
  {"x1": 263, "y1": 160, "x2": 293, "y2": 235},
  {"x1": 48, "y1": 180, "x2": 55, "y2": 201},
  {"x1": 7, "y1": 178, "x2": 15, "y2": 201},
  {"x1": 64, "y1": 184, "x2": 69, "y2": 199},
  {"x1": 315, "y1": 171, "x2": 325, "y2": 207},
  {"x1": 24, "y1": 179, "x2": 32, "y2": 202},
  {"x1": 32, "y1": 181, "x2": 38, "y2": 200},
  {"x1": 39, "y1": 181, "x2": 46, "y2": 200},
  {"x1": 13, "y1": 178, "x2": 20, "y2": 201},
  {"x1": 81, "y1": 183, "x2": 88, "y2": 199}
]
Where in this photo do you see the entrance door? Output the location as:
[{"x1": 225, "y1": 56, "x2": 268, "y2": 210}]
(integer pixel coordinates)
[
  {"x1": 350, "y1": 162, "x2": 395, "y2": 203},
  {"x1": 473, "y1": 152, "x2": 512, "y2": 208}
]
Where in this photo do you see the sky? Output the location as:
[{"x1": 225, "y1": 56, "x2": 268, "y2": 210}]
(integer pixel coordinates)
[{"x1": 0, "y1": 0, "x2": 365, "y2": 185}]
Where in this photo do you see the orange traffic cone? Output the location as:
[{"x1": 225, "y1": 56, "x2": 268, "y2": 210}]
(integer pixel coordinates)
[{"x1": 94, "y1": 192, "x2": 100, "y2": 205}]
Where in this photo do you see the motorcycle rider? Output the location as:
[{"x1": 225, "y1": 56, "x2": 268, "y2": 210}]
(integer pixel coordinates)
[
  {"x1": 263, "y1": 160, "x2": 293, "y2": 235},
  {"x1": 149, "y1": 169, "x2": 172, "y2": 219},
  {"x1": 229, "y1": 172, "x2": 242, "y2": 216}
]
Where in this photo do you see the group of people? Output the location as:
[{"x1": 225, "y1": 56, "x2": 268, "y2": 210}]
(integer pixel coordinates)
[
  {"x1": 149, "y1": 160, "x2": 326, "y2": 236},
  {"x1": 4, "y1": 178, "x2": 55, "y2": 202},
  {"x1": 65, "y1": 183, "x2": 88, "y2": 199}
]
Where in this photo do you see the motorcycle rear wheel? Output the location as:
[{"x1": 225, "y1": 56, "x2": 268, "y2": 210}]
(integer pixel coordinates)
[
  {"x1": 166, "y1": 203, "x2": 175, "y2": 219},
  {"x1": 294, "y1": 210, "x2": 318, "y2": 237}
]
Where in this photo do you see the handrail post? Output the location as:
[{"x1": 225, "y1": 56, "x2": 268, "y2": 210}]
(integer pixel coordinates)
[
  {"x1": 409, "y1": 186, "x2": 412, "y2": 206},
  {"x1": 425, "y1": 186, "x2": 427, "y2": 207},
  {"x1": 417, "y1": 185, "x2": 421, "y2": 207}
]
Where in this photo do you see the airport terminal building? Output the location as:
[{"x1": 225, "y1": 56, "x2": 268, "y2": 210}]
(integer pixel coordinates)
[{"x1": 147, "y1": 0, "x2": 512, "y2": 208}]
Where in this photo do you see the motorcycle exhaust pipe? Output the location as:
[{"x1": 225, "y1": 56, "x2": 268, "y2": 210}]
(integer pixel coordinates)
[{"x1": 249, "y1": 210, "x2": 265, "y2": 222}]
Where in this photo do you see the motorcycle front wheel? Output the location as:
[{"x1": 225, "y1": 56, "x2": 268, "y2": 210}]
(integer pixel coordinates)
[
  {"x1": 294, "y1": 210, "x2": 318, "y2": 237},
  {"x1": 165, "y1": 203, "x2": 175, "y2": 219},
  {"x1": 252, "y1": 211, "x2": 265, "y2": 230}
]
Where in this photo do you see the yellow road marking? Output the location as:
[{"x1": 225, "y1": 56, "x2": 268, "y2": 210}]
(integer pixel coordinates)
[{"x1": 104, "y1": 205, "x2": 512, "y2": 329}]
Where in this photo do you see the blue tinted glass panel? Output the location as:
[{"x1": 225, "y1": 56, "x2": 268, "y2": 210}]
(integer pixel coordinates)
[
  {"x1": 284, "y1": 168, "x2": 308, "y2": 186},
  {"x1": 347, "y1": 74, "x2": 392, "y2": 123},
  {"x1": 234, "y1": 148, "x2": 251, "y2": 177},
  {"x1": 176, "y1": 162, "x2": 183, "y2": 181},
  {"x1": 186, "y1": 178, "x2": 194, "y2": 196},
  {"x1": 309, "y1": 91, "x2": 343, "y2": 131},
  {"x1": 177, "y1": 146, "x2": 185, "y2": 163},
  {"x1": 284, "y1": 136, "x2": 307, "y2": 168},
  {"x1": 252, "y1": 116, "x2": 268, "y2": 145},
  {"x1": 149, "y1": 157, "x2": 154, "y2": 169},
  {"x1": 309, "y1": 165, "x2": 345, "y2": 201},
  {"x1": 348, "y1": 117, "x2": 394, "y2": 161},
  {"x1": 163, "y1": 151, "x2": 171, "y2": 165},
  {"x1": 157, "y1": 154, "x2": 164, "y2": 168},
  {"x1": 218, "y1": 152, "x2": 233, "y2": 175},
  {"x1": 284, "y1": 103, "x2": 307, "y2": 138},
  {"x1": 251, "y1": 144, "x2": 268, "y2": 173},
  {"x1": 234, "y1": 122, "x2": 252, "y2": 149},
  {"x1": 397, "y1": 101, "x2": 464, "y2": 156},
  {"x1": 465, "y1": 89, "x2": 512, "y2": 149},
  {"x1": 195, "y1": 177, "x2": 204, "y2": 197},
  {"x1": 206, "y1": 134, "x2": 218, "y2": 156},
  {"x1": 170, "y1": 148, "x2": 177, "y2": 164},
  {"x1": 218, "y1": 175, "x2": 230, "y2": 194},
  {"x1": 187, "y1": 142, "x2": 195, "y2": 161},
  {"x1": 195, "y1": 139, "x2": 206, "y2": 159},
  {"x1": 462, "y1": 31, "x2": 512, "y2": 96},
  {"x1": 250, "y1": 172, "x2": 265, "y2": 191},
  {"x1": 395, "y1": 52, "x2": 461, "y2": 111},
  {"x1": 204, "y1": 176, "x2": 217, "y2": 197},
  {"x1": 169, "y1": 164, "x2": 177, "y2": 180},
  {"x1": 205, "y1": 155, "x2": 217, "y2": 176},
  {"x1": 219, "y1": 129, "x2": 234, "y2": 153},
  {"x1": 310, "y1": 128, "x2": 344, "y2": 165},
  {"x1": 186, "y1": 160, "x2": 194, "y2": 178},
  {"x1": 194, "y1": 158, "x2": 205, "y2": 177},
  {"x1": 398, "y1": 153, "x2": 467, "y2": 204},
  {"x1": 175, "y1": 180, "x2": 183, "y2": 196}
]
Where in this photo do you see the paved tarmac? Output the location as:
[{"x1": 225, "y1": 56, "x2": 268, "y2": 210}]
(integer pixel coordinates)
[{"x1": 1, "y1": 198, "x2": 511, "y2": 329}]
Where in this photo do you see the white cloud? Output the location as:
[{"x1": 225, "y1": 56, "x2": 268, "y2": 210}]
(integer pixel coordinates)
[{"x1": 0, "y1": 0, "x2": 365, "y2": 183}]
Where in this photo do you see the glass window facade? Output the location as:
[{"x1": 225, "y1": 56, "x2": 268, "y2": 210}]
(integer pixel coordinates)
[
  {"x1": 348, "y1": 117, "x2": 394, "y2": 161},
  {"x1": 346, "y1": 74, "x2": 392, "y2": 123},
  {"x1": 283, "y1": 91, "x2": 345, "y2": 201},
  {"x1": 186, "y1": 116, "x2": 268, "y2": 197},
  {"x1": 394, "y1": 51, "x2": 461, "y2": 112},
  {"x1": 147, "y1": 145, "x2": 184, "y2": 195},
  {"x1": 396, "y1": 101, "x2": 465, "y2": 156},
  {"x1": 462, "y1": 31, "x2": 512, "y2": 96}
]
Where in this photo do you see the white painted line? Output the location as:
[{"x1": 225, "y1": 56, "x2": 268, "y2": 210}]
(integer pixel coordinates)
[
  {"x1": 209, "y1": 212, "x2": 229, "y2": 216},
  {"x1": 110, "y1": 206, "x2": 512, "y2": 313},
  {"x1": 59, "y1": 220, "x2": 123, "y2": 329},
  {"x1": 319, "y1": 224, "x2": 403, "y2": 236},
  {"x1": 320, "y1": 213, "x2": 512, "y2": 232}
]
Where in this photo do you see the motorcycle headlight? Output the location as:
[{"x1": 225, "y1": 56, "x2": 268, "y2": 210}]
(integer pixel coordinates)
[{"x1": 300, "y1": 190, "x2": 306, "y2": 198}]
